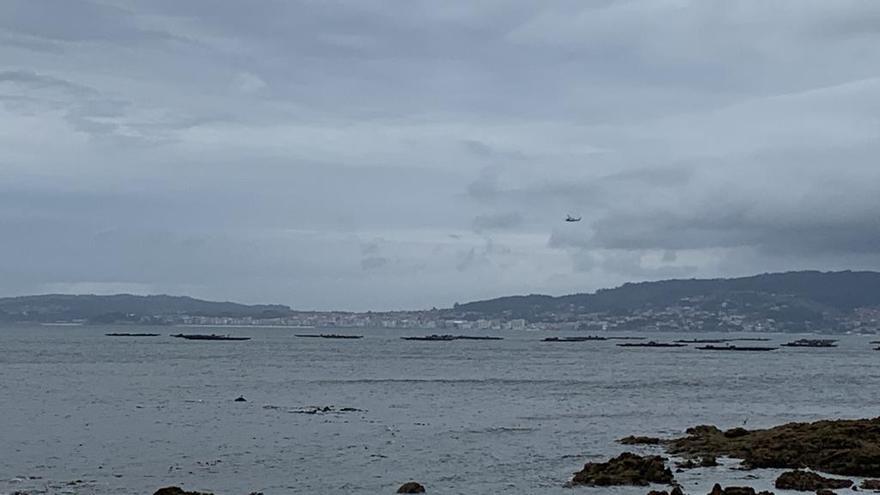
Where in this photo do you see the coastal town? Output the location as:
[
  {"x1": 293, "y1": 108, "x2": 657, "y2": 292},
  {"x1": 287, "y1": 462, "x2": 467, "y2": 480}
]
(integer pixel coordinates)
[{"x1": 153, "y1": 301, "x2": 880, "y2": 335}]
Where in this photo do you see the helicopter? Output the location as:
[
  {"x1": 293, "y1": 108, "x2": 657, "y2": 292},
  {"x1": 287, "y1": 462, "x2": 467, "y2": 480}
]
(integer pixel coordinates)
[{"x1": 565, "y1": 215, "x2": 582, "y2": 222}]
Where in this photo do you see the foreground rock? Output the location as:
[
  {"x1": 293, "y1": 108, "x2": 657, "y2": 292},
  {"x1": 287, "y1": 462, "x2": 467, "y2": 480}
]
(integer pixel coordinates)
[
  {"x1": 153, "y1": 488, "x2": 214, "y2": 495},
  {"x1": 707, "y1": 483, "x2": 774, "y2": 495},
  {"x1": 397, "y1": 481, "x2": 426, "y2": 493},
  {"x1": 861, "y1": 479, "x2": 880, "y2": 490},
  {"x1": 570, "y1": 452, "x2": 674, "y2": 486},
  {"x1": 667, "y1": 417, "x2": 880, "y2": 477},
  {"x1": 774, "y1": 470, "x2": 853, "y2": 491}
]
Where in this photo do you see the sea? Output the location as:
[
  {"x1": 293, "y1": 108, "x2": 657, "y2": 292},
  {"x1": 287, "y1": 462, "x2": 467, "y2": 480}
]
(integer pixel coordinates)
[{"x1": 2, "y1": 325, "x2": 879, "y2": 495}]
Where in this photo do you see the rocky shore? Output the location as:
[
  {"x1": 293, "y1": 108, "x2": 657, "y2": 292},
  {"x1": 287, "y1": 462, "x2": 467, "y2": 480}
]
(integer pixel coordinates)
[
  {"x1": 662, "y1": 417, "x2": 880, "y2": 477},
  {"x1": 569, "y1": 417, "x2": 880, "y2": 495}
]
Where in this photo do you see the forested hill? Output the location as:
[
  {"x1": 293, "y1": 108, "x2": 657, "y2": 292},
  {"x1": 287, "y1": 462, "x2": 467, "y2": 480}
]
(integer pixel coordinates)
[
  {"x1": 0, "y1": 294, "x2": 292, "y2": 323},
  {"x1": 445, "y1": 271, "x2": 880, "y2": 322}
]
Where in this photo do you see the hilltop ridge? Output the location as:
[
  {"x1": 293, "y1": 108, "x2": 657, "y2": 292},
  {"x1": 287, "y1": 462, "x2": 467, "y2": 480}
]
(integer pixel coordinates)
[
  {"x1": 443, "y1": 270, "x2": 880, "y2": 333},
  {"x1": 0, "y1": 294, "x2": 292, "y2": 324}
]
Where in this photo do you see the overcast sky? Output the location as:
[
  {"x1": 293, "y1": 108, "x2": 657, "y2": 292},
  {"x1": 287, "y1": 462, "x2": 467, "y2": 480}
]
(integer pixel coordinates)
[{"x1": 3, "y1": 1, "x2": 880, "y2": 310}]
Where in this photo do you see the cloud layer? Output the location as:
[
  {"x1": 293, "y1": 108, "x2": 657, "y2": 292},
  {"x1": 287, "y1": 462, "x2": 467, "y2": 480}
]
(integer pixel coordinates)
[{"x1": 3, "y1": 1, "x2": 880, "y2": 310}]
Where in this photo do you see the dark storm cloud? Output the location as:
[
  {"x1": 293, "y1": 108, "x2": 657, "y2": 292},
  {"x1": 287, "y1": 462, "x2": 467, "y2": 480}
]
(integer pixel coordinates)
[{"x1": 4, "y1": 1, "x2": 880, "y2": 309}]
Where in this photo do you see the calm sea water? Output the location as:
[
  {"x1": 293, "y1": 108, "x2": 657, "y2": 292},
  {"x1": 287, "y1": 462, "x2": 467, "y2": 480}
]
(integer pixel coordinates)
[{"x1": 2, "y1": 325, "x2": 879, "y2": 495}]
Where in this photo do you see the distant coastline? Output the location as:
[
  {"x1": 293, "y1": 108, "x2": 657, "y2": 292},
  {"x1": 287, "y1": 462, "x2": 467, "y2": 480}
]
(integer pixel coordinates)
[{"x1": 3, "y1": 270, "x2": 880, "y2": 335}]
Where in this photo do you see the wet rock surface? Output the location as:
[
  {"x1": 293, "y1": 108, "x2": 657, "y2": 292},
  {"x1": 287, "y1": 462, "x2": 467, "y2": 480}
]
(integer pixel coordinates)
[
  {"x1": 667, "y1": 417, "x2": 880, "y2": 477},
  {"x1": 620, "y1": 435, "x2": 666, "y2": 445},
  {"x1": 396, "y1": 481, "x2": 426, "y2": 493},
  {"x1": 570, "y1": 452, "x2": 675, "y2": 486},
  {"x1": 774, "y1": 470, "x2": 853, "y2": 491}
]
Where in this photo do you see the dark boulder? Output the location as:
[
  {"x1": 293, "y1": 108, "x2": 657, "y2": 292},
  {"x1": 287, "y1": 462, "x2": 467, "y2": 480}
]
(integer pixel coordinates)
[
  {"x1": 708, "y1": 483, "x2": 774, "y2": 495},
  {"x1": 234, "y1": 396, "x2": 247, "y2": 402},
  {"x1": 397, "y1": 481, "x2": 426, "y2": 493},
  {"x1": 570, "y1": 452, "x2": 674, "y2": 486},
  {"x1": 153, "y1": 488, "x2": 213, "y2": 495},
  {"x1": 775, "y1": 471, "x2": 853, "y2": 491}
]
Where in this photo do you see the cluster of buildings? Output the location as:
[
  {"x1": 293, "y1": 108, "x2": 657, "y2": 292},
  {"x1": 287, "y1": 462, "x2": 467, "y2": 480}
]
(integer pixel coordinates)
[
  {"x1": 154, "y1": 296, "x2": 880, "y2": 335},
  {"x1": 168, "y1": 312, "x2": 531, "y2": 330}
]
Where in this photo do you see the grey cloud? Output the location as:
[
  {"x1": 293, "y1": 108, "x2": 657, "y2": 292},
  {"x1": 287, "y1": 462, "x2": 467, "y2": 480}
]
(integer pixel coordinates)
[
  {"x1": 0, "y1": 70, "x2": 151, "y2": 142},
  {"x1": 360, "y1": 242, "x2": 381, "y2": 256},
  {"x1": 597, "y1": 251, "x2": 698, "y2": 280},
  {"x1": 461, "y1": 139, "x2": 529, "y2": 162},
  {"x1": 455, "y1": 238, "x2": 511, "y2": 272},
  {"x1": 361, "y1": 256, "x2": 389, "y2": 271},
  {"x1": 466, "y1": 165, "x2": 692, "y2": 216},
  {"x1": 5, "y1": 1, "x2": 880, "y2": 309},
  {"x1": 808, "y1": 3, "x2": 880, "y2": 38},
  {"x1": 0, "y1": 31, "x2": 66, "y2": 53},
  {"x1": 548, "y1": 172, "x2": 880, "y2": 257},
  {"x1": 0, "y1": 0, "x2": 180, "y2": 44},
  {"x1": 602, "y1": 166, "x2": 694, "y2": 187},
  {"x1": 462, "y1": 140, "x2": 494, "y2": 157},
  {"x1": 0, "y1": 70, "x2": 97, "y2": 96},
  {"x1": 473, "y1": 212, "x2": 524, "y2": 232},
  {"x1": 466, "y1": 167, "x2": 503, "y2": 201},
  {"x1": 456, "y1": 248, "x2": 481, "y2": 272},
  {"x1": 567, "y1": 248, "x2": 696, "y2": 280}
]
